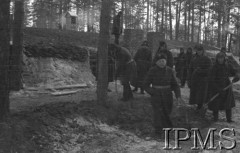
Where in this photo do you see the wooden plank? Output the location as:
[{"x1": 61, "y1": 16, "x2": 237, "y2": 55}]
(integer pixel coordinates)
[
  {"x1": 47, "y1": 83, "x2": 88, "y2": 90},
  {"x1": 51, "y1": 90, "x2": 80, "y2": 96}
]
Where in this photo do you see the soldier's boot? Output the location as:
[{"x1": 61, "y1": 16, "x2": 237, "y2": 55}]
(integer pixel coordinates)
[{"x1": 226, "y1": 109, "x2": 234, "y2": 123}]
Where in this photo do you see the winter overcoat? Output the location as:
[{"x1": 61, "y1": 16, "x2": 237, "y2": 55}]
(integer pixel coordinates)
[
  {"x1": 134, "y1": 46, "x2": 152, "y2": 88},
  {"x1": 188, "y1": 54, "x2": 212, "y2": 105},
  {"x1": 207, "y1": 63, "x2": 236, "y2": 111}
]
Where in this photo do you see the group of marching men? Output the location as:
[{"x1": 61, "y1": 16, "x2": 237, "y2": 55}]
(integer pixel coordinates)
[{"x1": 105, "y1": 41, "x2": 239, "y2": 136}]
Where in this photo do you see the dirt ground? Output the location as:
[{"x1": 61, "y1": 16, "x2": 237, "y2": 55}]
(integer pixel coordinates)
[
  {"x1": 0, "y1": 81, "x2": 239, "y2": 153},
  {"x1": 10, "y1": 27, "x2": 240, "y2": 153}
]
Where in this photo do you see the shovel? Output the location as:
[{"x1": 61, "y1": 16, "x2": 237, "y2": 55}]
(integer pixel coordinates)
[{"x1": 202, "y1": 77, "x2": 239, "y2": 112}]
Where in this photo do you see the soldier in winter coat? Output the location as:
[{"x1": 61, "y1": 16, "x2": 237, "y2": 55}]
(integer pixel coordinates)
[
  {"x1": 144, "y1": 53, "x2": 182, "y2": 136},
  {"x1": 208, "y1": 52, "x2": 239, "y2": 122},
  {"x1": 185, "y1": 47, "x2": 193, "y2": 70},
  {"x1": 188, "y1": 44, "x2": 212, "y2": 110},
  {"x1": 108, "y1": 43, "x2": 137, "y2": 101},
  {"x1": 185, "y1": 47, "x2": 193, "y2": 88},
  {"x1": 132, "y1": 40, "x2": 152, "y2": 94},
  {"x1": 175, "y1": 48, "x2": 187, "y2": 87},
  {"x1": 90, "y1": 50, "x2": 115, "y2": 92},
  {"x1": 112, "y1": 11, "x2": 123, "y2": 44}
]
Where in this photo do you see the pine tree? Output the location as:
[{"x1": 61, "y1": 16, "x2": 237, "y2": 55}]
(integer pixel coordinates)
[{"x1": 0, "y1": 0, "x2": 10, "y2": 121}]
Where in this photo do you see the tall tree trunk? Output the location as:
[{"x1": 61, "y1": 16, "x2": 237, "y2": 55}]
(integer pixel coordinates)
[
  {"x1": 184, "y1": 1, "x2": 187, "y2": 41},
  {"x1": 217, "y1": 2, "x2": 222, "y2": 47},
  {"x1": 83, "y1": 3, "x2": 86, "y2": 31},
  {"x1": 91, "y1": 0, "x2": 95, "y2": 32},
  {"x1": 197, "y1": 1, "x2": 202, "y2": 43},
  {"x1": 187, "y1": 0, "x2": 191, "y2": 42},
  {"x1": 205, "y1": 1, "x2": 211, "y2": 44},
  {"x1": 223, "y1": 1, "x2": 232, "y2": 47},
  {"x1": 175, "y1": 1, "x2": 179, "y2": 40},
  {"x1": 59, "y1": 0, "x2": 63, "y2": 29},
  {"x1": 0, "y1": 0, "x2": 10, "y2": 121},
  {"x1": 121, "y1": 0, "x2": 124, "y2": 30},
  {"x1": 50, "y1": 1, "x2": 54, "y2": 29},
  {"x1": 177, "y1": 1, "x2": 182, "y2": 40},
  {"x1": 161, "y1": 0, "x2": 164, "y2": 32},
  {"x1": 165, "y1": 1, "x2": 168, "y2": 39},
  {"x1": 156, "y1": 0, "x2": 160, "y2": 32},
  {"x1": 10, "y1": 0, "x2": 24, "y2": 91},
  {"x1": 169, "y1": 0, "x2": 172, "y2": 40},
  {"x1": 203, "y1": 0, "x2": 206, "y2": 43},
  {"x1": 147, "y1": 0, "x2": 149, "y2": 31},
  {"x1": 76, "y1": 1, "x2": 80, "y2": 31},
  {"x1": 124, "y1": 0, "x2": 128, "y2": 28},
  {"x1": 191, "y1": 0, "x2": 194, "y2": 42},
  {"x1": 97, "y1": 0, "x2": 113, "y2": 106},
  {"x1": 87, "y1": 2, "x2": 90, "y2": 32},
  {"x1": 211, "y1": 1, "x2": 215, "y2": 46},
  {"x1": 150, "y1": 1, "x2": 153, "y2": 30}
]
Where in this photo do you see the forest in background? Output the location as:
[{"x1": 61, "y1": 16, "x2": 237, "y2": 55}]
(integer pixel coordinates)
[{"x1": 21, "y1": 0, "x2": 240, "y2": 48}]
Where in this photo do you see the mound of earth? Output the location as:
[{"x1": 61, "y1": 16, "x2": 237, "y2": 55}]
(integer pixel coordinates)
[
  {"x1": 21, "y1": 27, "x2": 98, "y2": 89},
  {"x1": 22, "y1": 54, "x2": 95, "y2": 88}
]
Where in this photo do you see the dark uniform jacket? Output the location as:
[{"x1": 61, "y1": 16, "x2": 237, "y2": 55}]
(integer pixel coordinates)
[
  {"x1": 188, "y1": 54, "x2": 212, "y2": 105},
  {"x1": 144, "y1": 66, "x2": 180, "y2": 129},
  {"x1": 185, "y1": 52, "x2": 193, "y2": 69},
  {"x1": 90, "y1": 51, "x2": 115, "y2": 82},
  {"x1": 114, "y1": 46, "x2": 136, "y2": 85},
  {"x1": 175, "y1": 52, "x2": 186, "y2": 75},
  {"x1": 134, "y1": 46, "x2": 152, "y2": 85},
  {"x1": 144, "y1": 66, "x2": 180, "y2": 98}
]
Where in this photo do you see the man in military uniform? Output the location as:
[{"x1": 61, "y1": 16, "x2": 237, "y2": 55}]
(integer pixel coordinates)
[
  {"x1": 112, "y1": 11, "x2": 123, "y2": 44},
  {"x1": 188, "y1": 44, "x2": 212, "y2": 110},
  {"x1": 208, "y1": 52, "x2": 239, "y2": 122},
  {"x1": 144, "y1": 54, "x2": 182, "y2": 136},
  {"x1": 132, "y1": 40, "x2": 152, "y2": 94},
  {"x1": 108, "y1": 43, "x2": 136, "y2": 101},
  {"x1": 175, "y1": 48, "x2": 187, "y2": 87},
  {"x1": 185, "y1": 47, "x2": 193, "y2": 88},
  {"x1": 90, "y1": 50, "x2": 115, "y2": 92}
]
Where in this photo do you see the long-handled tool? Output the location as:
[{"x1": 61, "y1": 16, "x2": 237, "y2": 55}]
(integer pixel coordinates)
[
  {"x1": 203, "y1": 77, "x2": 239, "y2": 111},
  {"x1": 203, "y1": 83, "x2": 233, "y2": 108}
]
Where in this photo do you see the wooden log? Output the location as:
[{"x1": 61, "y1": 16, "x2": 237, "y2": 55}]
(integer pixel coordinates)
[
  {"x1": 52, "y1": 83, "x2": 88, "y2": 90},
  {"x1": 51, "y1": 90, "x2": 80, "y2": 96}
]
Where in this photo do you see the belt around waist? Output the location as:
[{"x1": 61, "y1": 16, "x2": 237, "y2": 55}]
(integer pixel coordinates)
[{"x1": 152, "y1": 85, "x2": 171, "y2": 89}]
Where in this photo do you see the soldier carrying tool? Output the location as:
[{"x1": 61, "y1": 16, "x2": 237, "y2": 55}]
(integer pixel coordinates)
[{"x1": 207, "y1": 52, "x2": 239, "y2": 122}]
